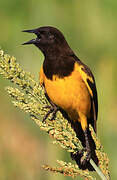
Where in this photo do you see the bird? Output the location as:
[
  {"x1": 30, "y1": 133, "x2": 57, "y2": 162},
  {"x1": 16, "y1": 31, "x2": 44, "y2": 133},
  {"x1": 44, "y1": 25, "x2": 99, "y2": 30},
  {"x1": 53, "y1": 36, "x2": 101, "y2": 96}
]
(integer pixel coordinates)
[{"x1": 22, "y1": 26, "x2": 98, "y2": 170}]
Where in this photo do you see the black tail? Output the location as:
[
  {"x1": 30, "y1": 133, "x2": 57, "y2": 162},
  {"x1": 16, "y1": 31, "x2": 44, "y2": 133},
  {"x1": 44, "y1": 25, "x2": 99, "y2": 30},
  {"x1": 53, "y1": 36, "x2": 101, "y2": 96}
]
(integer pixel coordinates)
[
  {"x1": 71, "y1": 121, "x2": 98, "y2": 171},
  {"x1": 60, "y1": 109, "x2": 98, "y2": 171}
]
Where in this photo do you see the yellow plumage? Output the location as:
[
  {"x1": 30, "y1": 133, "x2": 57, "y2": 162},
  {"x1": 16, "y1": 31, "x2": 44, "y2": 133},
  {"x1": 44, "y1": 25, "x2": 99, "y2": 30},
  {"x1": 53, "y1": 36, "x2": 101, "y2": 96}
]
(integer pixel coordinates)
[
  {"x1": 39, "y1": 62, "x2": 93, "y2": 131},
  {"x1": 23, "y1": 25, "x2": 98, "y2": 170}
]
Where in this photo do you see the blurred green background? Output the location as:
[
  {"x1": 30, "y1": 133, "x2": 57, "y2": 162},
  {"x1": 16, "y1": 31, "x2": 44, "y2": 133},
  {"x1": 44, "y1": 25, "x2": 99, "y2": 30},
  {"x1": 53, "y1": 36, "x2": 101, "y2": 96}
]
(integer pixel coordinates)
[{"x1": 0, "y1": 0, "x2": 117, "y2": 179}]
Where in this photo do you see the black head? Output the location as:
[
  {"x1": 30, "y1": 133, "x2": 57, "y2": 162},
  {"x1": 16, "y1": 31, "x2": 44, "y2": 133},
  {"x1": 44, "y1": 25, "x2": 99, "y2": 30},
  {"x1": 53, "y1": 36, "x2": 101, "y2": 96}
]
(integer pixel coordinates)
[{"x1": 22, "y1": 26, "x2": 72, "y2": 57}]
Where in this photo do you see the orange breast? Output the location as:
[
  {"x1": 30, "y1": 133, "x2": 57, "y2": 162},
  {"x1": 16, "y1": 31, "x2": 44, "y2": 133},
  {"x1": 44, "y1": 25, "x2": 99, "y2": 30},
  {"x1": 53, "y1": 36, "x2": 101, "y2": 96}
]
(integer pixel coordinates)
[{"x1": 42, "y1": 63, "x2": 91, "y2": 122}]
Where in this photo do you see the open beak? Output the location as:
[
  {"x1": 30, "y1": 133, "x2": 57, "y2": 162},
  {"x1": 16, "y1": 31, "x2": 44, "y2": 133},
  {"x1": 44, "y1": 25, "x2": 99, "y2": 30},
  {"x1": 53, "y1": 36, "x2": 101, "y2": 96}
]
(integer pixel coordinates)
[
  {"x1": 22, "y1": 28, "x2": 38, "y2": 45},
  {"x1": 22, "y1": 28, "x2": 38, "y2": 33},
  {"x1": 22, "y1": 39, "x2": 37, "y2": 45}
]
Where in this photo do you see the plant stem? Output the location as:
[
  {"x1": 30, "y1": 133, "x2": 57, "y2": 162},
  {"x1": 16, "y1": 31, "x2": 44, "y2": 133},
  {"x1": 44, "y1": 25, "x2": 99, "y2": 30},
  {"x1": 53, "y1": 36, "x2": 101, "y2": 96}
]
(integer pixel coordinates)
[{"x1": 90, "y1": 159, "x2": 109, "y2": 180}]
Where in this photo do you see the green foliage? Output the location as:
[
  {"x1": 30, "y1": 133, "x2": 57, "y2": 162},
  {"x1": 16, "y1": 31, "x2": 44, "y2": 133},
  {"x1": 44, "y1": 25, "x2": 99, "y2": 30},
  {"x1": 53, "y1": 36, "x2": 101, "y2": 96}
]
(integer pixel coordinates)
[{"x1": 0, "y1": 49, "x2": 110, "y2": 180}]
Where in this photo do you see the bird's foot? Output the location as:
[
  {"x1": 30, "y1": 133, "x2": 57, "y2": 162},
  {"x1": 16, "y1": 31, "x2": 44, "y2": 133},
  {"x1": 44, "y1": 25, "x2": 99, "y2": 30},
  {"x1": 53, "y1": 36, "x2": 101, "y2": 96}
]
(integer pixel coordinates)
[
  {"x1": 80, "y1": 148, "x2": 91, "y2": 166},
  {"x1": 71, "y1": 147, "x2": 91, "y2": 169},
  {"x1": 42, "y1": 103, "x2": 59, "y2": 122},
  {"x1": 71, "y1": 148, "x2": 85, "y2": 161},
  {"x1": 81, "y1": 129, "x2": 91, "y2": 166}
]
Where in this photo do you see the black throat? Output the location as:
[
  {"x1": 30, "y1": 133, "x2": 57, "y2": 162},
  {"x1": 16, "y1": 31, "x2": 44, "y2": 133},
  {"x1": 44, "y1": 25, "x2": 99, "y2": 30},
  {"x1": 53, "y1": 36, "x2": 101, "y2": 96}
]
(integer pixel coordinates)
[{"x1": 43, "y1": 53, "x2": 75, "y2": 80}]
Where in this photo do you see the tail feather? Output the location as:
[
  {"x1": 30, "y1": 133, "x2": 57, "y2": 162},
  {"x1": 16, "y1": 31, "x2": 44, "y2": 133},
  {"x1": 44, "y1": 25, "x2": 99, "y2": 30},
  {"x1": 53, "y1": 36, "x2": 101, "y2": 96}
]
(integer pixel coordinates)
[
  {"x1": 59, "y1": 109, "x2": 98, "y2": 171},
  {"x1": 71, "y1": 121, "x2": 98, "y2": 171}
]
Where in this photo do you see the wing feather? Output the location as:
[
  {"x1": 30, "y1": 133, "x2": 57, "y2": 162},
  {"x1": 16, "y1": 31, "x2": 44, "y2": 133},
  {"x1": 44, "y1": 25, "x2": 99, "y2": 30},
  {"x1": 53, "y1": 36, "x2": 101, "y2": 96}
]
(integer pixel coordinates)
[
  {"x1": 72, "y1": 54, "x2": 98, "y2": 132},
  {"x1": 79, "y1": 63, "x2": 98, "y2": 133}
]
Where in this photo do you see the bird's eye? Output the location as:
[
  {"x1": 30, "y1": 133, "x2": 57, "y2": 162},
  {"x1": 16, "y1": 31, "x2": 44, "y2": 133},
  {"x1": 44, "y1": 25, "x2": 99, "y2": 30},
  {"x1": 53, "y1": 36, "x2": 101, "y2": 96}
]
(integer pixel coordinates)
[{"x1": 49, "y1": 34, "x2": 54, "y2": 40}]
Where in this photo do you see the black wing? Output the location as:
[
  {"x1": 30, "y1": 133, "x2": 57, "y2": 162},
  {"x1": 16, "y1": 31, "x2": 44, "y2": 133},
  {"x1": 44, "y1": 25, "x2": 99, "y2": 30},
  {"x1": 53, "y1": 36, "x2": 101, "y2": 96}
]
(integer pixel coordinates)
[{"x1": 72, "y1": 54, "x2": 98, "y2": 132}]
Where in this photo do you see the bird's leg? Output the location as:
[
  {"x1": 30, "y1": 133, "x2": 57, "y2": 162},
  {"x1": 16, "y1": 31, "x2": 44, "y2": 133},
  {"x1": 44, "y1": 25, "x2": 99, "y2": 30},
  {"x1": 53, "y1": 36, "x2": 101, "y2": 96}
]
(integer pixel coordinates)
[
  {"x1": 43, "y1": 100, "x2": 59, "y2": 122},
  {"x1": 81, "y1": 128, "x2": 91, "y2": 165},
  {"x1": 78, "y1": 113, "x2": 91, "y2": 165}
]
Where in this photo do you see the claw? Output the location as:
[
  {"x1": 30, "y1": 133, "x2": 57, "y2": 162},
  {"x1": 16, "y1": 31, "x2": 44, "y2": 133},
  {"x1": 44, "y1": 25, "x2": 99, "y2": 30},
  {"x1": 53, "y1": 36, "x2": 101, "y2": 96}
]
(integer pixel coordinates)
[
  {"x1": 71, "y1": 149, "x2": 83, "y2": 161},
  {"x1": 42, "y1": 103, "x2": 59, "y2": 122},
  {"x1": 81, "y1": 129, "x2": 91, "y2": 165},
  {"x1": 44, "y1": 105, "x2": 52, "y2": 109},
  {"x1": 80, "y1": 149, "x2": 91, "y2": 165},
  {"x1": 43, "y1": 107, "x2": 54, "y2": 122}
]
